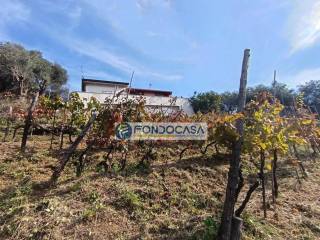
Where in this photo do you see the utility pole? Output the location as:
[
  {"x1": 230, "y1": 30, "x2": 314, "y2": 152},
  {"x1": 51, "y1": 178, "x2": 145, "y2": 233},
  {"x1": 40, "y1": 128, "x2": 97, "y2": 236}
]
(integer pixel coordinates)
[
  {"x1": 272, "y1": 70, "x2": 277, "y2": 97},
  {"x1": 126, "y1": 71, "x2": 135, "y2": 99},
  {"x1": 217, "y1": 49, "x2": 250, "y2": 240}
]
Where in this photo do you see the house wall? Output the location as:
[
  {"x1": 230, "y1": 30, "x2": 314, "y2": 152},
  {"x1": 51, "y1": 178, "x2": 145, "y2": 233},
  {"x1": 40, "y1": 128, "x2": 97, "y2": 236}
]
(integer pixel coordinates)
[
  {"x1": 75, "y1": 91, "x2": 194, "y2": 116},
  {"x1": 84, "y1": 83, "x2": 127, "y2": 94}
]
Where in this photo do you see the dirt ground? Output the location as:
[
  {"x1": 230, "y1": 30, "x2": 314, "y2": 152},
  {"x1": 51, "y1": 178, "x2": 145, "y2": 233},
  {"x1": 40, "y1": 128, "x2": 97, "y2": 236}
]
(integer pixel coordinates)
[{"x1": 0, "y1": 135, "x2": 319, "y2": 240}]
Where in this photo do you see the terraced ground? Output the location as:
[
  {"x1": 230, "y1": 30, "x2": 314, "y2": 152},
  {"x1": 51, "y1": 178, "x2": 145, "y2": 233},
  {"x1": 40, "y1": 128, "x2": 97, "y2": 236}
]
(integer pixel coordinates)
[{"x1": 0, "y1": 135, "x2": 320, "y2": 239}]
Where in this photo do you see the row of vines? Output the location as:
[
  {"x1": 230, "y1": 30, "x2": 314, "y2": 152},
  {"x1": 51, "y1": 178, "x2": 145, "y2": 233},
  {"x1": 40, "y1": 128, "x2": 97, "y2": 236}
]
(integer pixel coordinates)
[{"x1": 1, "y1": 86, "x2": 320, "y2": 238}]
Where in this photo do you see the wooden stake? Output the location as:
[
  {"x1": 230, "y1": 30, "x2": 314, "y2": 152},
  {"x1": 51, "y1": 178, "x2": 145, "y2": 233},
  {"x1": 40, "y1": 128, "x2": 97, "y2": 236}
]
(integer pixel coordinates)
[{"x1": 217, "y1": 49, "x2": 250, "y2": 240}]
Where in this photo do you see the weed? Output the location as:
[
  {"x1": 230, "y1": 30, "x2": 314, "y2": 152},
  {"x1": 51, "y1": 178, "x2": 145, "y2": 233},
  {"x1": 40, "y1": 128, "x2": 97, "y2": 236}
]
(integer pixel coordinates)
[
  {"x1": 242, "y1": 212, "x2": 279, "y2": 239},
  {"x1": 112, "y1": 162, "x2": 121, "y2": 173},
  {"x1": 81, "y1": 202, "x2": 105, "y2": 221},
  {"x1": 0, "y1": 184, "x2": 32, "y2": 213},
  {"x1": 35, "y1": 200, "x2": 55, "y2": 213},
  {"x1": 87, "y1": 190, "x2": 100, "y2": 204},
  {"x1": 69, "y1": 182, "x2": 82, "y2": 192},
  {"x1": 115, "y1": 189, "x2": 143, "y2": 213},
  {"x1": 202, "y1": 217, "x2": 219, "y2": 240},
  {"x1": 81, "y1": 190, "x2": 105, "y2": 221},
  {"x1": 0, "y1": 163, "x2": 7, "y2": 175}
]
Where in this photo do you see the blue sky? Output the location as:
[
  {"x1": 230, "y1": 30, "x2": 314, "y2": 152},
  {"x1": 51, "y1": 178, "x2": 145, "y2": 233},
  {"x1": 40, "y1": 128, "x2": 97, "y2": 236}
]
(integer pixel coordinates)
[{"x1": 1, "y1": 0, "x2": 320, "y2": 97}]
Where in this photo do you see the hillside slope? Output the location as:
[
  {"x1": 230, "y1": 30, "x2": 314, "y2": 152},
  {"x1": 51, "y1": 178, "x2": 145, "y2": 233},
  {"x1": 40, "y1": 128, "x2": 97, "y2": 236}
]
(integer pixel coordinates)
[{"x1": 0, "y1": 137, "x2": 320, "y2": 239}]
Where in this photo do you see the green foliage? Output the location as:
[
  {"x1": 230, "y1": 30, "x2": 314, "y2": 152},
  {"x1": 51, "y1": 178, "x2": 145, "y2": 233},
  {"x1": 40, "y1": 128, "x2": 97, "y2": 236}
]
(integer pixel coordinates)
[
  {"x1": 220, "y1": 91, "x2": 238, "y2": 112},
  {"x1": 116, "y1": 189, "x2": 143, "y2": 213},
  {"x1": 81, "y1": 202, "x2": 105, "y2": 221},
  {"x1": 244, "y1": 95, "x2": 288, "y2": 154},
  {"x1": 242, "y1": 213, "x2": 280, "y2": 239},
  {"x1": 190, "y1": 91, "x2": 222, "y2": 113},
  {"x1": 0, "y1": 183, "x2": 32, "y2": 220},
  {"x1": 67, "y1": 92, "x2": 86, "y2": 127},
  {"x1": 247, "y1": 83, "x2": 295, "y2": 106},
  {"x1": 87, "y1": 190, "x2": 100, "y2": 204},
  {"x1": 87, "y1": 96, "x2": 102, "y2": 112},
  {"x1": 81, "y1": 190, "x2": 105, "y2": 221},
  {"x1": 69, "y1": 182, "x2": 82, "y2": 192},
  {"x1": 0, "y1": 42, "x2": 68, "y2": 95},
  {"x1": 190, "y1": 82, "x2": 296, "y2": 114},
  {"x1": 202, "y1": 217, "x2": 219, "y2": 240},
  {"x1": 299, "y1": 80, "x2": 320, "y2": 114}
]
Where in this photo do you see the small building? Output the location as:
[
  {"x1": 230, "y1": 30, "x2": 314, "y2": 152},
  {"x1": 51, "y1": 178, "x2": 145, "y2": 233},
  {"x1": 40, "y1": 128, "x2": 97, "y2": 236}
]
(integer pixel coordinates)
[
  {"x1": 81, "y1": 78, "x2": 129, "y2": 93},
  {"x1": 76, "y1": 78, "x2": 194, "y2": 115}
]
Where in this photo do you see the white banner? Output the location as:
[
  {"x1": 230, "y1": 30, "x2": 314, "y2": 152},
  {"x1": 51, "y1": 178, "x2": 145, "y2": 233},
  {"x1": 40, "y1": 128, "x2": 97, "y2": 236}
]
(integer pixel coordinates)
[{"x1": 115, "y1": 122, "x2": 207, "y2": 140}]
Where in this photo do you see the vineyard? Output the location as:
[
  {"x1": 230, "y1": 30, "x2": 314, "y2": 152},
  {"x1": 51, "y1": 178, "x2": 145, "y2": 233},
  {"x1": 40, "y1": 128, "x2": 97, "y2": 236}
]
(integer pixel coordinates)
[
  {"x1": 1, "y1": 87, "x2": 320, "y2": 239},
  {"x1": 1, "y1": 53, "x2": 320, "y2": 239}
]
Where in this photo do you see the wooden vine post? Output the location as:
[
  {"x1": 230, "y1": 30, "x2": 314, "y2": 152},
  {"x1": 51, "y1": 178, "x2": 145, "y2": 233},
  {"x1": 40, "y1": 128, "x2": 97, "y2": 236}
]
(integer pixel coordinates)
[
  {"x1": 21, "y1": 92, "x2": 39, "y2": 153},
  {"x1": 217, "y1": 49, "x2": 250, "y2": 240},
  {"x1": 50, "y1": 112, "x2": 97, "y2": 184}
]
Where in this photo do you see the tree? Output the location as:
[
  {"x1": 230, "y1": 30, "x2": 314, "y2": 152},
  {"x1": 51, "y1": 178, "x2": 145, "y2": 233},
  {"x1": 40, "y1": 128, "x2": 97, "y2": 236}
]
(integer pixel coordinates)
[
  {"x1": 272, "y1": 81, "x2": 296, "y2": 106},
  {"x1": 299, "y1": 80, "x2": 320, "y2": 114},
  {"x1": 246, "y1": 83, "x2": 295, "y2": 106},
  {"x1": 47, "y1": 63, "x2": 68, "y2": 96},
  {"x1": 220, "y1": 92, "x2": 238, "y2": 112},
  {"x1": 0, "y1": 42, "x2": 67, "y2": 96},
  {"x1": 190, "y1": 91, "x2": 222, "y2": 113},
  {"x1": 4, "y1": 43, "x2": 70, "y2": 152},
  {"x1": 0, "y1": 43, "x2": 31, "y2": 95},
  {"x1": 190, "y1": 82, "x2": 295, "y2": 115}
]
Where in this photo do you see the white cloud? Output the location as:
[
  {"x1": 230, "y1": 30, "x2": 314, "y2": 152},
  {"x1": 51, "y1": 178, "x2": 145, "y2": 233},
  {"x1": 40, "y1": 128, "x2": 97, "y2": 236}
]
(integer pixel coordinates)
[
  {"x1": 61, "y1": 37, "x2": 183, "y2": 81},
  {"x1": 136, "y1": 0, "x2": 172, "y2": 12},
  {"x1": 68, "y1": 5, "x2": 82, "y2": 21},
  {"x1": 287, "y1": 0, "x2": 320, "y2": 53},
  {"x1": 136, "y1": 0, "x2": 151, "y2": 11},
  {"x1": 0, "y1": 0, "x2": 30, "y2": 23},
  {"x1": 81, "y1": 69, "x2": 124, "y2": 81},
  {"x1": 0, "y1": 0, "x2": 30, "y2": 39},
  {"x1": 280, "y1": 67, "x2": 320, "y2": 87},
  {"x1": 0, "y1": 0, "x2": 182, "y2": 82}
]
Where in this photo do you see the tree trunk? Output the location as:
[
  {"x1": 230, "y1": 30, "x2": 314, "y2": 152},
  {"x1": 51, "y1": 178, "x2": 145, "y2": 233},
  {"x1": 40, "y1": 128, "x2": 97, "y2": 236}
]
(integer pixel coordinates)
[
  {"x1": 215, "y1": 144, "x2": 220, "y2": 154},
  {"x1": 59, "y1": 126, "x2": 64, "y2": 149},
  {"x1": 235, "y1": 166, "x2": 244, "y2": 202},
  {"x1": 292, "y1": 144, "x2": 308, "y2": 178},
  {"x1": 179, "y1": 146, "x2": 190, "y2": 160},
  {"x1": 68, "y1": 121, "x2": 74, "y2": 143},
  {"x1": 201, "y1": 141, "x2": 216, "y2": 155},
  {"x1": 260, "y1": 150, "x2": 267, "y2": 218},
  {"x1": 2, "y1": 119, "x2": 11, "y2": 142},
  {"x1": 235, "y1": 180, "x2": 260, "y2": 217},
  {"x1": 59, "y1": 109, "x2": 66, "y2": 149},
  {"x1": 217, "y1": 49, "x2": 250, "y2": 240},
  {"x1": 230, "y1": 216, "x2": 243, "y2": 240},
  {"x1": 50, "y1": 111, "x2": 57, "y2": 150},
  {"x1": 76, "y1": 142, "x2": 94, "y2": 177},
  {"x1": 12, "y1": 125, "x2": 23, "y2": 142},
  {"x1": 3, "y1": 106, "x2": 13, "y2": 142},
  {"x1": 19, "y1": 78, "x2": 24, "y2": 96},
  {"x1": 271, "y1": 149, "x2": 278, "y2": 202},
  {"x1": 21, "y1": 92, "x2": 39, "y2": 153},
  {"x1": 50, "y1": 113, "x2": 97, "y2": 184}
]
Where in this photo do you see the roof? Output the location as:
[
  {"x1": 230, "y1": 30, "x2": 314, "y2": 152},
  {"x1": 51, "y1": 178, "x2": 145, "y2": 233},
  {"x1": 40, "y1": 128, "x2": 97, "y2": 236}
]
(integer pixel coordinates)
[
  {"x1": 128, "y1": 88, "x2": 172, "y2": 96},
  {"x1": 81, "y1": 78, "x2": 129, "y2": 91}
]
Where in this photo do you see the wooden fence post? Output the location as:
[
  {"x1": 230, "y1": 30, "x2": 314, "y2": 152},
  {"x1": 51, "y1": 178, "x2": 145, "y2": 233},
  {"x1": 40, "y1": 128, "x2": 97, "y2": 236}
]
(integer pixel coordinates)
[{"x1": 217, "y1": 49, "x2": 250, "y2": 240}]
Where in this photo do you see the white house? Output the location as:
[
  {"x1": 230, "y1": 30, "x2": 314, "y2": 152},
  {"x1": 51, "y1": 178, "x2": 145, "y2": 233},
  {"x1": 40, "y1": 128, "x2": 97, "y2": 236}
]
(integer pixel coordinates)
[{"x1": 76, "y1": 78, "x2": 194, "y2": 115}]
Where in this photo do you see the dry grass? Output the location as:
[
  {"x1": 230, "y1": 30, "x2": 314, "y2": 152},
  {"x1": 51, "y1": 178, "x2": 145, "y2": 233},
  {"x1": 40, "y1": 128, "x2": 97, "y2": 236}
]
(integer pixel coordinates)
[{"x1": 0, "y1": 134, "x2": 319, "y2": 239}]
